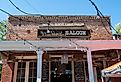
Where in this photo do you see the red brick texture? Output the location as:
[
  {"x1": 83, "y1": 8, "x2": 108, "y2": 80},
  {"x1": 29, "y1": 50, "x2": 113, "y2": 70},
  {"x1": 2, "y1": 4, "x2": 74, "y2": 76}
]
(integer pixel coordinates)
[
  {"x1": 7, "y1": 15, "x2": 113, "y2": 40},
  {"x1": 1, "y1": 62, "x2": 14, "y2": 82}
]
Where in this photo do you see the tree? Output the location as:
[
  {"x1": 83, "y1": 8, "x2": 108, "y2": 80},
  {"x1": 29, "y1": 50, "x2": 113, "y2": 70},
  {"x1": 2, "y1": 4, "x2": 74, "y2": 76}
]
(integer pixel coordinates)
[
  {"x1": 0, "y1": 20, "x2": 7, "y2": 40},
  {"x1": 0, "y1": 20, "x2": 7, "y2": 80},
  {"x1": 115, "y1": 23, "x2": 121, "y2": 34}
]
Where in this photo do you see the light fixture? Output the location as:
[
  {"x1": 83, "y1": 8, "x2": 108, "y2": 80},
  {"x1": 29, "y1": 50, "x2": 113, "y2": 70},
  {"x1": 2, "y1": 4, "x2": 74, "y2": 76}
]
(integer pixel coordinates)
[
  {"x1": 24, "y1": 40, "x2": 26, "y2": 45},
  {"x1": 76, "y1": 45, "x2": 78, "y2": 50},
  {"x1": 30, "y1": 45, "x2": 32, "y2": 49},
  {"x1": 96, "y1": 12, "x2": 100, "y2": 19},
  {"x1": 69, "y1": 43, "x2": 72, "y2": 47},
  {"x1": 96, "y1": 16, "x2": 100, "y2": 19},
  {"x1": 83, "y1": 48, "x2": 87, "y2": 52},
  {"x1": 61, "y1": 54, "x2": 68, "y2": 64},
  {"x1": 47, "y1": 29, "x2": 50, "y2": 33},
  {"x1": 80, "y1": 48, "x2": 83, "y2": 51}
]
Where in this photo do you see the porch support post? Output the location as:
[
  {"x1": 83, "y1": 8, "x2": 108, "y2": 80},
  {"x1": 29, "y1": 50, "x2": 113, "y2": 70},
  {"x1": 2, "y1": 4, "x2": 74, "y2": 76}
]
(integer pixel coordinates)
[
  {"x1": 36, "y1": 48, "x2": 43, "y2": 82},
  {"x1": 87, "y1": 48, "x2": 94, "y2": 82},
  {"x1": 94, "y1": 66, "x2": 98, "y2": 82}
]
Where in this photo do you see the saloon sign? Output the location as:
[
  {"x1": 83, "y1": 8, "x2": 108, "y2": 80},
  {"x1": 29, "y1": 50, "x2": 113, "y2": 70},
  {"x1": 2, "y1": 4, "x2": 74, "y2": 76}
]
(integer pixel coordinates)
[
  {"x1": 65, "y1": 30, "x2": 86, "y2": 36},
  {"x1": 38, "y1": 29, "x2": 90, "y2": 38}
]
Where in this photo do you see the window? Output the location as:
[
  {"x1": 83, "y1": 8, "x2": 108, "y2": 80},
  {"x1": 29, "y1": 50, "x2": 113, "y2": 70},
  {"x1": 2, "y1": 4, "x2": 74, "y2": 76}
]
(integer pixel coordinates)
[
  {"x1": 16, "y1": 62, "x2": 26, "y2": 82},
  {"x1": 28, "y1": 62, "x2": 37, "y2": 82},
  {"x1": 15, "y1": 61, "x2": 37, "y2": 82}
]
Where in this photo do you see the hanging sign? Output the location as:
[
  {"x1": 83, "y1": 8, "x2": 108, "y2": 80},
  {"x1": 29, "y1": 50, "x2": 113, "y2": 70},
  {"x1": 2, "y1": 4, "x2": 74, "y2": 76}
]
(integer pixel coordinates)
[{"x1": 61, "y1": 54, "x2": 68, "y2": 64}]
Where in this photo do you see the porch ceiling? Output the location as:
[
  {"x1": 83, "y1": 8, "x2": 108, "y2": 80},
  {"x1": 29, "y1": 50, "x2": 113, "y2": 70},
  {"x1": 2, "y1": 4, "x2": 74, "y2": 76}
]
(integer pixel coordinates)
[{"x1": 0, "y1": 40, "x2": 121, "y2": 51}]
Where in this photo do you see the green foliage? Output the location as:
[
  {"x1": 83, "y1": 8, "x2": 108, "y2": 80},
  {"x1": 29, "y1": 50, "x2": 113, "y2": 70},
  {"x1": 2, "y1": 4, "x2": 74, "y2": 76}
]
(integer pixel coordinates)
[
  {"x1": 0, "y1": 20, "x2": 7, "y2": 41},
  {"x1": 115, "y1": 23, "x2": 121, "y2": 34}
]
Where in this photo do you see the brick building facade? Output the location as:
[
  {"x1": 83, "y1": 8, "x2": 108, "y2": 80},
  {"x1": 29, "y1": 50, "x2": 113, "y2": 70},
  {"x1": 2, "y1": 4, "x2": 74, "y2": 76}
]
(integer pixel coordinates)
[
  {"x1": 7, "y1": 15, "x2": 112, "y2": 40},
  {"x1": 1, "y1": 15, "x2": 120, "y2": 82}
]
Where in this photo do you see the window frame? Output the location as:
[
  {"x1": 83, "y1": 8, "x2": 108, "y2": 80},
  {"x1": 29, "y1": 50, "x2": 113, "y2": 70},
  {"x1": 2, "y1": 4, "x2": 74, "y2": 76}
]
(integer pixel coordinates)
[{"x1": 13, "y1": 61, "x2": 37, "y2": 82}]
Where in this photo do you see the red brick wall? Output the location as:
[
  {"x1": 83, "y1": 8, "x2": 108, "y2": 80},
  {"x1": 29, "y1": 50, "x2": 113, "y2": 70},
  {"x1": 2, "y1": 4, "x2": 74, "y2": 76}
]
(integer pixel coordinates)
[
  {"x1": 1, "y1": 62, "x2": 14, "y2": 82},
  {"x1": 7, "y1": 16, "x2": 113, "y2": 40}
]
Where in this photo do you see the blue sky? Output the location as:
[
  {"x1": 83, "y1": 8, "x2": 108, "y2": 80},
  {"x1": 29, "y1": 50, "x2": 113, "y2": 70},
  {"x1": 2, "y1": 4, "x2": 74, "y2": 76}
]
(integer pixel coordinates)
[{"x1": 0, "y1": 0, "x2": 121, "y2": 33}]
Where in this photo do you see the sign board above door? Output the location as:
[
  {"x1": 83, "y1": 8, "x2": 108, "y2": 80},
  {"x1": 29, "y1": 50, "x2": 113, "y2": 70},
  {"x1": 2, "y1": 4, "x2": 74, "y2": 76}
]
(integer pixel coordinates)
[
  {"x1": 38, "y1": 24, "x2": 90, "y2": 39},
  {"x1": 38, "y1": 29, "x2": 90, "y2": 38}
]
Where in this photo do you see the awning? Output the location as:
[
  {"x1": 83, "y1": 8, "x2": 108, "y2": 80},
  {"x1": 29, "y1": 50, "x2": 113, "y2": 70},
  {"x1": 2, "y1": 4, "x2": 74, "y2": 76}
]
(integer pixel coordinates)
[
  {"x1": 102, "y1": 61, "x2": 121, "y2": 77},
  {"x1": 0, "y1": 40, "x2": 121, "y2": 51}
]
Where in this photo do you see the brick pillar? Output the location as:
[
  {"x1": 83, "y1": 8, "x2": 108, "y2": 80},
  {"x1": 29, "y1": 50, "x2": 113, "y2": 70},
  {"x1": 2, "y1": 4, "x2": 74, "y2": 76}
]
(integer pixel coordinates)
[{"x1": 1, "y1": 62, "x2": 14, "y2": 82}]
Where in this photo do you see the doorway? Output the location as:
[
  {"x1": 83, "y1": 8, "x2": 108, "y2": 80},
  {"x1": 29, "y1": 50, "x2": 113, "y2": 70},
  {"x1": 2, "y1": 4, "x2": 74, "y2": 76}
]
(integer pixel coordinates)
[{"x1": 50, "y1": 55, "x2": 73, "y2": 82}]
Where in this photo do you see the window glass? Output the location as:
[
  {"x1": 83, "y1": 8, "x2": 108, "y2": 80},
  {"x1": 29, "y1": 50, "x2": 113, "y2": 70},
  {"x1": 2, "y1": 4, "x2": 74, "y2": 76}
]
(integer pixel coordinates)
[
  {"x1": 16, "y1": 62, "x2": 26, "y2": 82},
  {"x1": 16, "y1": 61, "x2": 37, "y2": 82},
  {"x1": 28, "y1": 62, "x2": 37, "y2": 82}
]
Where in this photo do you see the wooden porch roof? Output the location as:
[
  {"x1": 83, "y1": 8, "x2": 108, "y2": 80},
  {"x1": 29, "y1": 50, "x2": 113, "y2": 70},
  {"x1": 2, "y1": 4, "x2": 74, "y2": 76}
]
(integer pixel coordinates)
[{"x1": 0, "y1": 40, "x2": 121, "y2": 52}]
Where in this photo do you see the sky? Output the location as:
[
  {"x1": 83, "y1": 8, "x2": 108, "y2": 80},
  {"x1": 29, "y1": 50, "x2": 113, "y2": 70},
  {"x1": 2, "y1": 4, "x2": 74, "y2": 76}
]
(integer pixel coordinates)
[{"x1": 0, "y1": 0, "x2": 121, "y2": 33}]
